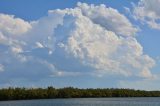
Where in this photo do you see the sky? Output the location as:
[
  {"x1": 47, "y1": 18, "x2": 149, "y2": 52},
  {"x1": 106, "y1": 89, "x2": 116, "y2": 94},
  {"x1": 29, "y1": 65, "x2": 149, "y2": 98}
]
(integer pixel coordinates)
[{"x1": 0, "y1": 0, "x2": 160, "y2": 90}]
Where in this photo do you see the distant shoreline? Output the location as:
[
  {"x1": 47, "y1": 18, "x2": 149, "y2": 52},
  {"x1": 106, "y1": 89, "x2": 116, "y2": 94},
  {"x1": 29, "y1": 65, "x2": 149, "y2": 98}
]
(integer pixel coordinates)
[{"x1": 0, "y1": 87, "x2": 160, "y2": 101}]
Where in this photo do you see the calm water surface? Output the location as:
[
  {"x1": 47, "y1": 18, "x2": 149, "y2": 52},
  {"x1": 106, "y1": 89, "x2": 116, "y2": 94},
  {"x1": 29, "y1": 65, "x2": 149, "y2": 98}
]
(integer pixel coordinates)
[{"x1": 0, "y1": 98, "x2": 160, "y2": 106}]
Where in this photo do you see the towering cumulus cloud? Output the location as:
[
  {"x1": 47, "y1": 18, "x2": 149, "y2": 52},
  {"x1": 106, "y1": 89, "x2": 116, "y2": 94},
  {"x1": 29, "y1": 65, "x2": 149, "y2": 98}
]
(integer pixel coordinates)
[{"x1": 0, "y1": 3, "x2": 156, "y2": 87}]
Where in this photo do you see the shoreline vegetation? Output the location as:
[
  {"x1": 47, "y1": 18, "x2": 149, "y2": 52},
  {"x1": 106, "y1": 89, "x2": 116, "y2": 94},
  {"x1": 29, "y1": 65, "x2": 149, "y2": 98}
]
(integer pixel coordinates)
[{"x1": 0, "y1": 87, "x2": 160, "y2": 101}]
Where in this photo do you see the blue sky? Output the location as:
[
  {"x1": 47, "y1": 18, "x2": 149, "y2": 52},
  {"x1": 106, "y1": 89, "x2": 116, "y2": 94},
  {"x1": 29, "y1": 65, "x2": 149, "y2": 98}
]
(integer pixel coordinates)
[{"x1": 0, "y1": 0, "x2": 160, "y2": 90}]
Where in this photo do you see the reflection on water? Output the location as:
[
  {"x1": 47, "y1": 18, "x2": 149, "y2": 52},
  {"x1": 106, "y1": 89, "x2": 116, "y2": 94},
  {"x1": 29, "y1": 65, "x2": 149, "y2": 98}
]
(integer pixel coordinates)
[{"x1": 0, "y1": 98, "x2": 160, "y2": 106}]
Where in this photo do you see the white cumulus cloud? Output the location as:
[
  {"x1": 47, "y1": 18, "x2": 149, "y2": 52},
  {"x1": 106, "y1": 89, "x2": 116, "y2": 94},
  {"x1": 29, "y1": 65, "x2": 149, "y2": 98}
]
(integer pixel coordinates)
[
  {"x1": 77, "y1": 2, "x2": 138, "y2": 37},
  {"x1": 0, "y1": 2, "x2": 156, "y2": 87},
  {"x1": 133, "y1": 0, "x2": 160, "y2": 29},
  {"x1": 52, "y1": 7, "x2": 155, "y2": 78},
  {"x1": 0, "y1": 14, "x2": 31, "y2": 36}
]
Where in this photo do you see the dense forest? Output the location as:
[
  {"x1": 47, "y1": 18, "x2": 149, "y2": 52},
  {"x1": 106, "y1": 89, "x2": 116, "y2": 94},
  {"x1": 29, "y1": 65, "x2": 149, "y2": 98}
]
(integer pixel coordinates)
[{"x1": 0, "y1": 87, "x2": 160, "y2": 101}]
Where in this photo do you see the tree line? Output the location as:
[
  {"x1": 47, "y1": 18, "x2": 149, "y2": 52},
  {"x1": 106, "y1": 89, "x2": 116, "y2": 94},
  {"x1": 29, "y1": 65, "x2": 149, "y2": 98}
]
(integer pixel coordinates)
[{"x1": 0, "y1": 87, "x2": 160, "y2": 101}]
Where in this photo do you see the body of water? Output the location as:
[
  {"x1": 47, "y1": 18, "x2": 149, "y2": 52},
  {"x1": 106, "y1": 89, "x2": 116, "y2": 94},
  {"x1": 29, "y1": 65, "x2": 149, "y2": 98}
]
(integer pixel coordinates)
[{"x1": 0, "y1": 98, "x2": 160, "y2": 106}]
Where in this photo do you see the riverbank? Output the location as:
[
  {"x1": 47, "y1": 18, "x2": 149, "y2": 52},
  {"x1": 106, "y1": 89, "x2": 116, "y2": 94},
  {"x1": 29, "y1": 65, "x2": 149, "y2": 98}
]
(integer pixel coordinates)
[{"x1": 0, "y1": 87, "x2": 160, "y2": 101}]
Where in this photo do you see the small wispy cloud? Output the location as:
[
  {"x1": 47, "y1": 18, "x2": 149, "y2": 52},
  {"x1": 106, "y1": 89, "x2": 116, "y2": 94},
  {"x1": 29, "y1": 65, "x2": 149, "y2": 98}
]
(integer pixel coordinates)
[{"x1": 132, "y1": 0, "x2": 160, "y2": 30}]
